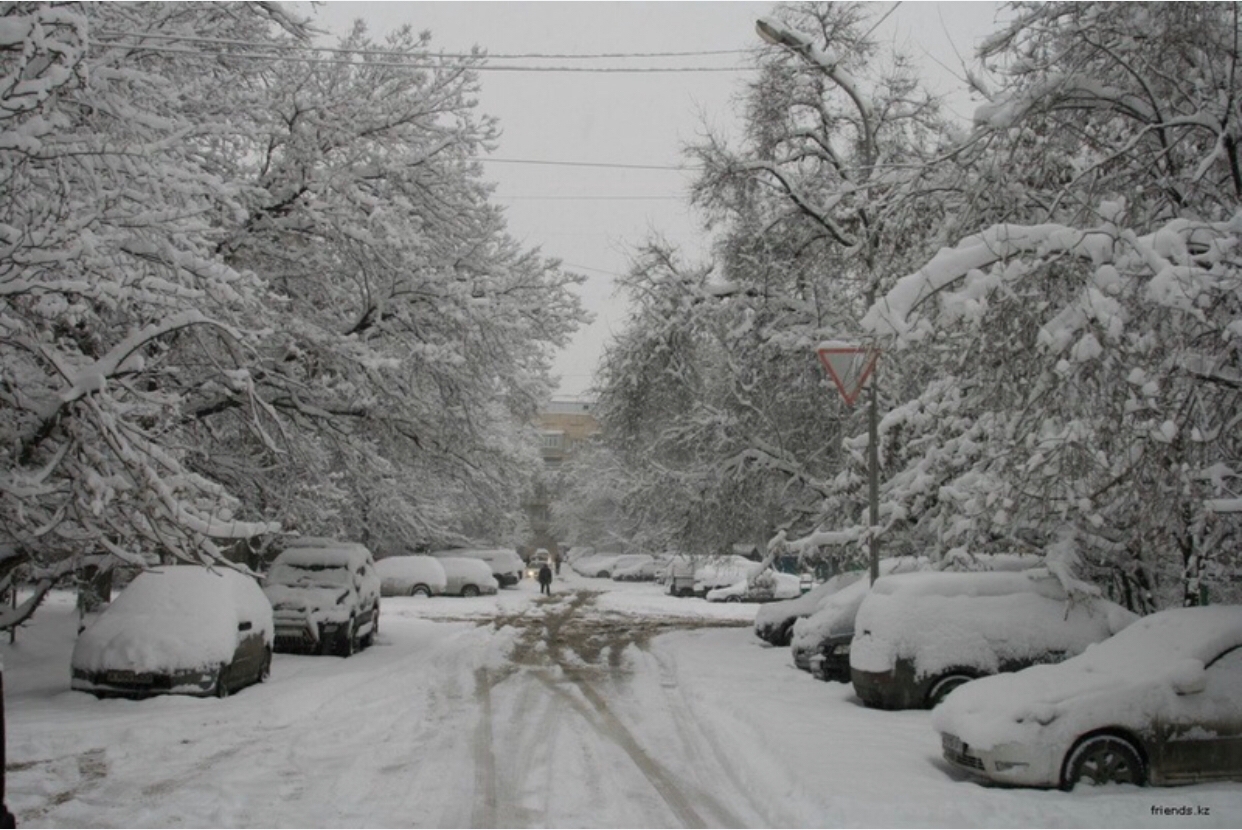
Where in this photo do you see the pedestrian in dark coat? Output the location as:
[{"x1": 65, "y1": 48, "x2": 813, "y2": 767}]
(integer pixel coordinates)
[{"x1": 538, "y1": 563, "x2": 553, "y2": 595}]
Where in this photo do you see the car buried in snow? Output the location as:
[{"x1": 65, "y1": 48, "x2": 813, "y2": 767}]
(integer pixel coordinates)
[
  {"x1": 753, "y1": 569, "x2": 868, "y2": 646},
  {"x1": 376, "y1": 555, "x2": 448, "y2": 597},
  {"x1": 849, "y1": 568, "x2": 1137, "y2": 710},
  {"x1": 262, "y1": 539, "x2": 381, "y2": 657},
  {"x1": 71, "y1": 565, "x2": 273, "y2": 699},
  {"x1": 933, "y1": 605, "x2": 1242, "y2": 789},
  {"x1": 436, "y1": 556, "x2": 499, "y2": 597},
  {"x1": 706, "y1": 570, "x2": 805, "y2": 603}
]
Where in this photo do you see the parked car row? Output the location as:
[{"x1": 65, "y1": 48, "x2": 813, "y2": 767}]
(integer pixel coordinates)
[
  {"x1": 69, "y1": 537, "x2": 527, "y2": 701},
  {"x1": 756, "y1": 553, "x2": 1242, "y2": 789}
]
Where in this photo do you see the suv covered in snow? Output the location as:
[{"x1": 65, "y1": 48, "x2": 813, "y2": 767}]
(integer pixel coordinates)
[
  {"x1": 263, "y1": 539, "x2": 381, "y2": 657},
  {"x1": 849, "y1": 568, "x2": 1137, "y2": 709}
]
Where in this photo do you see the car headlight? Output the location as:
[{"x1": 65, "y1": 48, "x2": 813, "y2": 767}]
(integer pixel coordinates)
[{"x1": 831, "y1": 643, "x2": 850, "y2": 656}]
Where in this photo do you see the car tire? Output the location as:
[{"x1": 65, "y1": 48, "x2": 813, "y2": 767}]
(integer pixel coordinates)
[
  {"x1": 726, "y1": 594, "x2": 741, "y2": 603},
  {"x1": 774, "y1": 620, "x2": 795, "y2": 647},
  {"x1": 1062, "y1": 734, "x2": 1146, "y2": 790},
  {"x1": 462, "y1": 584, "x2": 480, "y2": 597},
  {"x1": 215, "y1": 670, "x2": 230, "y2": 699},
  {"x1": 411, "y1": 584, "x2": 431, "y2": 597},
  {"x1": 596, "y1": 570, "x2": 610, "y2": 579},
  {"x1": 926, "y1": 672, "x2": 976, "y2": 708}
]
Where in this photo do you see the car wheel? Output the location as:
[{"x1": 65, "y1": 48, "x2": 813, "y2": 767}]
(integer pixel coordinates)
[
  {"x1": 726, "y1": 594, "x2": 741, "y2": 603},
  {"x1": 774, "y1": 620, "x2": 795, "y2": 647},
  {"x1": 926, "y1": 672, "x2": 976, "y2": 708},
  {"x1": 596, "y1": 570, "x2": 610, "y2": 579},
  {"x1": 215, "y1": 670, "x2": 230, "y2": 699},
  {"x1": 1062, "y1": 734, "x2": 1146, "y2": 789},
  {"x1": 462, "y1": 584, "x2": 480, "y2": 597},
  {"x1": 411, "y1": 584, "x2": 431, "y2": 597}
]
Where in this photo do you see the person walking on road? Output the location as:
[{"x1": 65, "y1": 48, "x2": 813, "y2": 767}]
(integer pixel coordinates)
[{"x1": 538, "y1": 562, "x2": 553, "y2": 595}]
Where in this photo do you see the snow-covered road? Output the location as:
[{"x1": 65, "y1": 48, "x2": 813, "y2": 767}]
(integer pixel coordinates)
[{"x1": 5, "y1": 575, "x2": 1241, "y2": 827}]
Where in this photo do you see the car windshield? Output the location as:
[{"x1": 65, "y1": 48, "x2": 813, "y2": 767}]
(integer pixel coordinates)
[{"x1": 265, "y1": 562, "x2": 350, "y2": 590}]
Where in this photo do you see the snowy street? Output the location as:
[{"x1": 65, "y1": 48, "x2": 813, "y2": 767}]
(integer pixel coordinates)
[{"x1": 4, "y1": 573, "x2": 1241, "y2": 828}]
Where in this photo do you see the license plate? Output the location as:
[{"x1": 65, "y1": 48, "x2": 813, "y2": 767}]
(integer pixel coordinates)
[
  {"x1": 106, "y1": 670, "x2": 154, "y2": 685},
  {"x1": 942, "y1": 733, "x2": 963, "y2": 754}
]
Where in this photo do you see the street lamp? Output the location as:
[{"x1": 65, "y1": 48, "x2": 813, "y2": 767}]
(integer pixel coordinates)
[{"x1": 758, "y1": 15, "x2": 883, "y2": 584}]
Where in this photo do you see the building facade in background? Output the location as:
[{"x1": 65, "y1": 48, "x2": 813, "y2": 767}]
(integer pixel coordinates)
[{"x1": 523, "y1": 398, "x2": 598, "y2": 560}]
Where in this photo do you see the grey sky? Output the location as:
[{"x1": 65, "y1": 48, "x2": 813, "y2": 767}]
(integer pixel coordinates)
[{"x1": 300, "y1": 2, "x2": 1004, "y2": 397}]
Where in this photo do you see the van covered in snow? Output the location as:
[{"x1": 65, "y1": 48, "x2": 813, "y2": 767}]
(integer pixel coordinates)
[{"x1": 431, "y1": 548, "x2": 523, "y2": 587}]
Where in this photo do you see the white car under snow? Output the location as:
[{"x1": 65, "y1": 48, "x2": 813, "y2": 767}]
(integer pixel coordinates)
[
  {"x1": 933, "y1": 604, "x2": 1242, "y2": 789},
  {"x1": 71, "y1": 565, "x2": 273, "y2": 699},
  {"x1": 707, "y1": 570, "x2": 804, "y2": 603},
  {"x1": 376, "y1": 555, "x2": 449, "y2": 597}
]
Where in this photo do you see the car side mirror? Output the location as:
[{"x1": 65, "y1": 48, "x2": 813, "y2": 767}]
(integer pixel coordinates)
[
  {"x1": 1170, "y1": 659, "x2": 1207, "y2": 696},
  {"x1": 238, "y1": 621, "x2": 253, "y2": 632}
]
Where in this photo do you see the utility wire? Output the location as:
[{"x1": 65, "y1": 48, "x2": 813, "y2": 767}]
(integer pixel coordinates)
[
  {"x1": 92, "y1": 29, "x2": 753, "y2": 61},
  {"x1": 86, "y1": 40, "x2": 750, "y2": 73},
  {"x1": 484, "y1": 157, "x2": 696, "y2": 171}
]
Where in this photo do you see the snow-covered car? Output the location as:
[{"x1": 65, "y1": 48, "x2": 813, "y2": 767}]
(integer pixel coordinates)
[
  {"x1": 437, "y1": 557, "x2": 499, "y2": 597},
  {"x1": 571, "y1": 551, "x2": 629, "y2": 579},
  {"x1": 850, "y1": 568, "x2": 1138, "y2": 710},
  {"x1": 790, "y1": 557, "x2": 931, "y2": 678},
  {"x1": 933, "y1": 605, "x2": 1242, "y2": 789},
  {"x1": 754, "y1": 570, "x2": 867, "y2": 646},
  {"x1": 610, "y1": 554, "x2": 658, "y2": 581},
  {"x1": 707, "y1": 570, "x2": 805, "y2": 603},
  {"x1": 71, "y1": 565, "x2": 273, "y2": 699},
  {"x1": 263, "y1": 540, "x2": 381, "y2": 657},
  {"x1": 693, "y1": 554, "x2": 763, "y2": 596},
  {"x1": 376, "y1": 555, "x2": 448, "y2": 597},
  {"x1": 431, "y1": 548, "x2": 524, "y2": 587}
]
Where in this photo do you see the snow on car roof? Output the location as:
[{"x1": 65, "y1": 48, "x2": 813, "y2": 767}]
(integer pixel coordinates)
[
  {"x1": 275, "y1": 543, "x2": 372, "y2": 569},
  {"x1": 71, "y1": 566, "x2": 272, "y2": 674},
  {"x1": 869, "y1": 568, "x2": 1067, "y2": 601}
]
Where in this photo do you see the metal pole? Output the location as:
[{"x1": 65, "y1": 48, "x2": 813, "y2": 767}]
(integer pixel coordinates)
[{"x1": 867, "y1": 361, "x2": 880, "y2": 585}]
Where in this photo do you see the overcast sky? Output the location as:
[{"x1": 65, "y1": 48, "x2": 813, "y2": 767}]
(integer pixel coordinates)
[{"x1": 298, "y1": 2, "x2": 1005, "y2": 398}]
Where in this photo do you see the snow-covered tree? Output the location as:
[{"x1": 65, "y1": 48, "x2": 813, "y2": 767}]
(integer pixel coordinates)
[{"x1": 0, "y1": 3, "x2": 587, "y2": 624}]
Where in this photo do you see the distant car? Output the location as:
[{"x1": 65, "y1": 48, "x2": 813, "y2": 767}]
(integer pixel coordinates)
[
  {"x1": 525, "y1": 549, "x2": 553, "y2": 580},
  {"x1": 933, "y1": 605, "x2": 1242, "y2": 789},
  {"x1": 754, "y1": 570, "x2": 867, "y2": 646},
  {"x1": 693, "y1": 554, "x2": 763, "y2": 596},
  {"x1": 376, "y1": 555, "x2": 448, "y2": 597},
  {"x1": 71, "y1": 565, "x2": 273, "y2": 699},
  {"x1": 610, "y1": 554, "x2": 657, "y2": 581},
  {"x1": 263, "y1": 540, "x2": 381, "y2": 657},
  {"x1": 850, "y1": 568, "x2": 1137, "y2": 710},
  {"x1": 707, "y1": 570, "x2": 805, "y2": 603},
  {"x1": 431, "y1": 548, "x2": 524, "y2": 587},
  {"x1": 437, "y1": 557, "x2": 499, "y2": 597},
  {"x1": 790, "y1": 557, "x2": 932, "y2": 679},
  {"x1": 571, "y1": 551, "x2": 629, "y2": 579}
]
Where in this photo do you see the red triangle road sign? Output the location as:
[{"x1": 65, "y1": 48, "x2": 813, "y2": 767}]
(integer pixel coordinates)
[{"x1": 816, "y1": 341, "x2": 879, "y2": 406}]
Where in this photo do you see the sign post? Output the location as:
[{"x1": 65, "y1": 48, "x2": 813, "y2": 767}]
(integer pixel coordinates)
[{"x1": 817, "y1": 340, "x2": 882, "y2": 584}]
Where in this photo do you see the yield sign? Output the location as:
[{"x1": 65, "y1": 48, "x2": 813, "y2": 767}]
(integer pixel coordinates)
[{"x1": 816, "y1": 340, "x2": 880, "y2": 406}]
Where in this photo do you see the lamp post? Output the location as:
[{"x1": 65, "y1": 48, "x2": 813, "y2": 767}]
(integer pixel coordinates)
[{"x1": 760, "y1": 15, "x2": 883, "y2": 584}]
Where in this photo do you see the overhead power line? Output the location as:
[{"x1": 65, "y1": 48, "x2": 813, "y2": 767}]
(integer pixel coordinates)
[
  {"x1": 92, "y1": 30, "x2": 753, "y2": 61},
  {"x1": 87, "y1": 39, "x2": 750, "y2": 73},
  {"x1": 484, "y1": 157, "x2": 696, "y2": 171}
]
